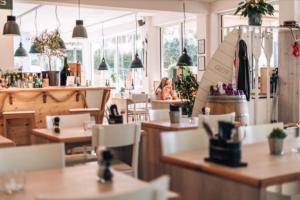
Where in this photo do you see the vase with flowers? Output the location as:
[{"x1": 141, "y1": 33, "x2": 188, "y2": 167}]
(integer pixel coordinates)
[
  {"x1": 234, "y1": 0, "x2": 274, "y2": 26},
  {"x1": 32, "y1": 30, "x2": 66, "y2": 86}
]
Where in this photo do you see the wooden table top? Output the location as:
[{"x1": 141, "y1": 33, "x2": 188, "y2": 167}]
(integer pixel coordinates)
[
  {"x1": 142, "y1": 119, "x2": 198, "y2": 131},
  {"x1": 31, "y1": 128, "x2": 92, "y2": 143},
  {"x1": 0, "y1": 86, "x2": 115, "y2": 93},
  {"x1": 0, "y1": 136, "x2": 16, "y2": 148},
  {"x1": 0, "y1": 163, "x2": 149, "y2": 200},
  {"x1": 162, "y1": 140, "x2": 300, "y2": 188},
  {"x1": 151, "y1": 99, "x2": 188, "y2": 104}
]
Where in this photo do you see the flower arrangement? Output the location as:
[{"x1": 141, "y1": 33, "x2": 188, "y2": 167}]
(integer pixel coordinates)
[
  {"x1": 33, "y1": 30, "x2": 66, "y2": 71},
  {"x1": 234, "y1": 0, "x2": 274, "y2": 26},
  {"x1": 210, "y1": 83, "x2": 244, "y2": 96}
]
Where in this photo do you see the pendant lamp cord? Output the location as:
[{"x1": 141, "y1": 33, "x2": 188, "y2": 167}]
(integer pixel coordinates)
[
  {"x1": 135, "y1": 14, "x2": 138, "y2": 54},
  {"x1": 55, "y1": 6, "x2": 61, "y2": 31},
  {"x1": 34, "y1": 9, "x2": 38, "y2": 36},
  {"x1": 78, "y1": 0, "x2": 81, "y2": 20},
  {"x1": 102, "y1": 23, "x2": 105, "y2": 58},
  {"x1": 183, "y1": 0, "x2": 186, "y2": 49},
  {"x1": 19, "y1": 17, "x2": 22, "y2": 43}
]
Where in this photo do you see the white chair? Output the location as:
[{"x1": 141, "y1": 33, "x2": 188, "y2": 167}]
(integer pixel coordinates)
[
  {"x1": 161, "y1": 129, "x2": 209, "y2": 156},
  {"x1": 92, "y1": 123, "x2": 141, "y2": 178},
  {"x1": 198, "y1": 112, "x2": 236, "y2": 134},
  {"x1": 148, "y1": 109, "x2": 169, "y2": 121},
  {"x1": 0, "y1": 143, "x2": 65, "y2": 174},
  {"x1": 36, "y1": 175, "x2": 170, "y2": 200},
  {"x1": 46, "y1": 113, "x2": 91, "y2": 129},
  {"x1": 239, "y1": 122, "x2": 284, "y2": 145},
  {"x1": 128, "y1": 93, "x2": 149, "y2": 121}
]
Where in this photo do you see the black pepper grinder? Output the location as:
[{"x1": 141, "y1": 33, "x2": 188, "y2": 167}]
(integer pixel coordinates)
[
  {"x1": 53, "y1": 117, "x2": 60, "y2": 134},
  {"x1": 97, "y1": 150, "x2": 113, "y2": 183}
]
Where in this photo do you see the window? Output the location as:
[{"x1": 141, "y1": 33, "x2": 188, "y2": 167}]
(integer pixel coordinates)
[
  {"x1": 160, "y1": 21, "x2": 198, "y2": 78},
  {"x1": 92, "y1": 31, "x2": 143, "y2": 90},
  {"x1": 161, "y1": 25, "x2": 181, "y2": 78}
]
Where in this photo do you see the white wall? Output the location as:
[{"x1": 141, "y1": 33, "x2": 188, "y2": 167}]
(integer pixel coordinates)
[{"x1": 0, "y1": 10, "x2": 14, "y2": 71}]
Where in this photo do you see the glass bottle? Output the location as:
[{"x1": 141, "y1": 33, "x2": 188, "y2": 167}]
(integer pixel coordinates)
[{"x1": 60, "y1": 57, "x2": 70, "y2": 86}]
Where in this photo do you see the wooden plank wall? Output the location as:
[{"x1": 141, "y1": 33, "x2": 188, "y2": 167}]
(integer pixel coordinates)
[{"x1": 278, "y1": 29, "x2": 300, "y2": 123}]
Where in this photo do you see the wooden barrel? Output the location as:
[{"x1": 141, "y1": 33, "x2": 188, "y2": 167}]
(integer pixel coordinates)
[{"x1": 207, "y1": 95, "x2": 249, "y2": 125}]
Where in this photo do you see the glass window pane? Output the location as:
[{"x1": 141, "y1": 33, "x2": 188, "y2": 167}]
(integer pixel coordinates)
[
  {"x1": 161, "y1": 25, "x2": 181, "y2": 78},
  {"x1": 184, "y1": 21, "x2": 198, "y2": 70}
]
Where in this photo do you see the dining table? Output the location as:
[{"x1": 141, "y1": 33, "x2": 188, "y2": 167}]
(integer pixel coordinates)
[
  {"x1": 0, "y1": 135, "x2": 16, "y2": 148},
  {"x1": 161, "y1": 140, "x2": 300, "y2": 200},
  {"x1": 140, "y1": 119, "x2": 198, "y2": 181},
  {"x1": 0, "y1": 162, "x2": 179, "y2": 200}
]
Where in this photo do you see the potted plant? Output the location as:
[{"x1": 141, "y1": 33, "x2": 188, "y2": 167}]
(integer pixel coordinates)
[
  {"x1": 234, "y1": 0, "x2": 275, "y2": 26},
  {"x1": 175, "y1": 66, "x2": 199, "y2": 117},
  {"x1": 33, "y1": 30, "x2": 66, "y2": 86},
  {"x1": 268, "y1": 128, "x2": 287, "y2": 155}
]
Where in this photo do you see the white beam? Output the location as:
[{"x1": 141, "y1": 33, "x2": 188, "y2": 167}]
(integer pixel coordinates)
[{"x1": 15, "y1": 0, "x2": 210, "y2": 14}]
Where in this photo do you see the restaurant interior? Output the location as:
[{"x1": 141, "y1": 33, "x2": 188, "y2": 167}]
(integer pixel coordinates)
[{"x1": 0, "y1": 0, "x2": 300, "y2": 199}]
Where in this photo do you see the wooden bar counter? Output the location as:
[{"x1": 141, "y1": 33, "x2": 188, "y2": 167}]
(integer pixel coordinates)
[{"x1": 0, "y1": 86, "x2": 114, "y2": 145}]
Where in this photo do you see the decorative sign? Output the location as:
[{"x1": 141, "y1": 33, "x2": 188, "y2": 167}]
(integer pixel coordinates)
[{"x1": 0, "y1": 0, "x2": 12, "y2": 10}]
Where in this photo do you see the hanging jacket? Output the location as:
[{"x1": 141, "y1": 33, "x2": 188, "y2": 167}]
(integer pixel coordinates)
[{"x1": 237, "y1": 40, "x2": 251, "y2": 101}]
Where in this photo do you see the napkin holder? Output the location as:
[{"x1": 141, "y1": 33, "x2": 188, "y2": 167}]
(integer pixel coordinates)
[{"x1": 108, "y1": 104, "x2": 123, "y2": 124}]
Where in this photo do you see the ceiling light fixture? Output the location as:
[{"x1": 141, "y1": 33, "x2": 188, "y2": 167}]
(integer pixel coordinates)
[
  {"x1": 130, "y1": 14, "x2": 143, "y2": 69},
  {"x1": 14, "y1": 18, "x2": 28, "y2": 57},
  {"x1": 98, "y1": 23, "x2": 108, "y2": 71},
  {"x1": 29, "y1": 8, "x2": 41, "y2": 54},
  {"x1": 177, "y1": 0, "x2": 193, "y2": 66},
  {"x1": 72, "y1": 0, "x2": 88, "y2": 39},
  {"x1": 3, "y1": 14, "x2": 20, "y2": 36}
]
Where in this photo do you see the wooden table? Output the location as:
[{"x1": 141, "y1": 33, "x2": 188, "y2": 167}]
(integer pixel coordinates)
[
  {"x1": 140, "y1": 120, "x2": 198, "y2": 181},
  {"x1": 111, "y1": 97, "x2": 134, "y2": 123},
  {"x1": 0, "y1": 135, "x2": 16, "y2": 148},
  {"x1": 151, "y1": 99, "x2": 187, "y2": 110},
  {"x1": 161, "y1": 140, "x2": 300, "y2": 200},
  {"x1": 0, "y1": 163, "x2": 179, "y2": 200},
  {"x1": 31, "y1": 128, "x2": 91, "y2": 144}
]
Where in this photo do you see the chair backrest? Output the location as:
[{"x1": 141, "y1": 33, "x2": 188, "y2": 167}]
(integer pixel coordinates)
[
  {"x1": 92, "y1": 123, "x2": 141, "y2": 178},
  {"x1": 239, "y1": 122, "x2": 284, "y2": 145},
  {"x1": 46, "y1": 113, "x2": 91, "y2": 129},
  {"x1": 0, "y1": 143, "x2": 65, "y2": 175},
  {"x1": 161, "y1": 129, "x2": 209, "y2": 156},
  {"x1": 148, "y1": 109, "x2": 169, "y2": 121},
  {"x1": 35, "y1": 175, "x2": 170, "y2": 200},
  {"x1": 198, "y1": 112, "x2": 236, "y2": 134},
  {"x1": 131, "y1": 93, "x2": 148, "y2": 103}
]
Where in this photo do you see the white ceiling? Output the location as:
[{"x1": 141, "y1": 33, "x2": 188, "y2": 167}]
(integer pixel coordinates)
[{"x1": 13, "y1": 2, "x2": 160, "y2": 40}]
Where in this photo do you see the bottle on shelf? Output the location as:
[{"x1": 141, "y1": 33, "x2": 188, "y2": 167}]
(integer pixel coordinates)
[
  {"x1": 43, "y1": 73, "x2": 49, "y2": 87},
  {"x1": 60, "y1": 57, "x2": 70, "y2": 86}
]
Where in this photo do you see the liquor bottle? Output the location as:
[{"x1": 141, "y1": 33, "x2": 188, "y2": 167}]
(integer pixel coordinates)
[
  {"x1": 60, "y1": 57, "x2": 70, "y2": 86},
  {"x1": 43, "y1": 73, "x2": 49, "y2": 87}
]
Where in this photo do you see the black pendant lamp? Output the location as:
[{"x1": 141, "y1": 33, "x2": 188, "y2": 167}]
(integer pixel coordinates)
[
  {"x1": 98, "y1": 24, "x2": 108, "y2": 70},
  {"x1": 15, "y1": 18, "x2": 28, "y2": 57},
  {"x1": 15, "y1": 42, "x2": 28, "y2": 57},
  {"x1": 130, "y1": 15, "x2": 143, "y2": 69},
  {"x1": 72, "y1": 0, "x2": 88, "y2": 39},
  {"x1": 176, "y1": 0, "x2": 193, "y2": 67},
  {"x1": 3, "y1": 15, "x2": 20, "y2": 36},
  {"x1": 30, "y1": 9, "x2": 41, "y2": 54}
]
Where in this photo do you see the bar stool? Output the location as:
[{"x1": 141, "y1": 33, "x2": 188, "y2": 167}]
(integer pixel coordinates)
[{"x1": 3, "y1": 111, "x2": 36, "y2": 146}]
